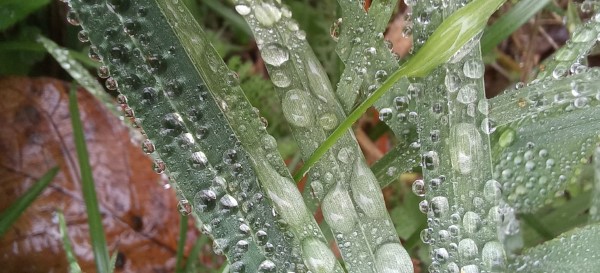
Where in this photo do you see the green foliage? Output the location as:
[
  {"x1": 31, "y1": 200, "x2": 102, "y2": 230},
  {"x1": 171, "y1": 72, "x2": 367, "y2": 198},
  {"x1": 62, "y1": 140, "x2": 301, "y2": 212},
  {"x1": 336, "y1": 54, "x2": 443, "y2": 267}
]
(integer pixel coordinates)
[
  {"x1": 69, "y1": 86, "x2": 111, "y2": 273},
  {"x1": 3, "y1": 0, "x2": 599, "y2": 272}
]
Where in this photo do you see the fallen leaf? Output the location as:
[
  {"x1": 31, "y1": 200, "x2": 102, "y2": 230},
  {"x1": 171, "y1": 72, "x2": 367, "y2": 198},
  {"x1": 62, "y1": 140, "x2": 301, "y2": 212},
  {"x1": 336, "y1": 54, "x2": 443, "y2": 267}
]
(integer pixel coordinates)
[{"x1": 0, "y1": 77, "x2": 199, "y2": 273}]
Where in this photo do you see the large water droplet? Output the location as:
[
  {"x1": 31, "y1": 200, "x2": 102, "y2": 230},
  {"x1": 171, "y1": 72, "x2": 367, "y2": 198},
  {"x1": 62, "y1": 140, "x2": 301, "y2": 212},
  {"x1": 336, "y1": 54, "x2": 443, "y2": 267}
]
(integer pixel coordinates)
[
  {"x1": 457, "y1": 84, "x2": 478, "y2": 104},
  {"x1": 261, "y1": 43, "x2": 289, "y2": 67},
  {"x1": 463, "y1": 59, "x2": 484, "y2": 79},
  {"x1": 254, "y1": 3, "x2": 282, "y2": 26},
  {"x1": 282, "y1": 89, "x2": 315, "y2": 127},
  {"x1": 301, "y1": 238, "x2": 336, "y2": 273},
  {"x1": 234, "y1": 5, "x2": 251, "y2": 16},
  {"x1": 458, "y1": 238, "x2": 478, "y2": 260},
  {"x1": 322, "y1": 184, "x2": 358, "y2": 233},
  {"x1": 449, "y1": 123, "x2": 482, "y2": 174},
  {"x1": 374, "y1": 243, "x2": 413, "y2": 273}
]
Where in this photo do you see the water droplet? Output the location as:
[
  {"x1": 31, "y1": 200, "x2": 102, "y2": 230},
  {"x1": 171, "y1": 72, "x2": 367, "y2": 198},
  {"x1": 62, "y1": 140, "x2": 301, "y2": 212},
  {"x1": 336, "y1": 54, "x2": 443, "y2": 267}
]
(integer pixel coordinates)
[
  {"x1": 422, "y1": 150, "x2": 439, "y2": 170},
  {"x1": 374, "y1": 243, "x2": 413, "y2": 273},
  {"x1": 379, "y1": 108, "x2": 393, "y2": 121},
  {"x1": 322, "y1": 184, "x2": 358, "y2": 233},
  {"x1": 66, "y1": 10, "x2": 80, "y2": 25},
  {"x1": 460, "y1": 264, "x2": 480, "y2": 273},
  {"x1": 270, "y1": 70, "x2": 290, "y2": 87},
  {"x1": 194, "y1": 190, "x2": 216, "y2": 212},
  {"x1": 301, "y1": 238, "x2": 336, "y2": 273},
  {"x1": 457, "y1": 84, "x2": 478, "y2": 104},
  {"x1": 261, "y1": 43, "x2": 289, "y2": 66},
  {"x1": 449, "y1": 123, "x2": 482, "y2": 174},
  {"x1": 254, "y1": 3, "x2": 282, "y2": 26},
  {"x1": 430, "y1": 196, "x2": 449, "y2": 217},
  {"x1": 319, "y1": 113, "x2": 338, "y2": 130},
  {"x1": 234, "y1": 5, "x2": 251, "y2": 15},
  {"x1": 498, "y1": 128, "x2": 515, "y2": 147},
  {"x1": 97, "y1": 66, "x2": 110, "y2": 78},
  {"x1": 220, "y1": 194, "x2": 239, "y2": 209},
  {"x1": 190, "y1": 151, "x2": 208, "y2": 168},
  {"x1": 481, "y1": 241, "x2": 506, "y2": 271},
  {"x1": 483, "y1": 179, "x2": 501, "y2": 201},
  {"x1": 142, "y1": 139, "x2": 155, "y2": 153},
  {"x1": 458, "y1": 238, "x2": 478, "y2": 260},
  {"x1": 177, "y1": 199, "x2": 192, "y2": 215},
  {"x1": 282, "y1": 89, "x2": 315, "y2": 127},
  {"x1": 412, "y1": 179, "x2": 426, "y2": 196},
  {"x1": 330, "y1": 18, "x2": 342, "y2": 41},
  {"x1": 337, "y1": 147, "x2": 354, "y2": 164},
  {"x1": 153, "y1": 159, "x2": 166, "y2": 174},
  {"x1": 394, "y1": 96, "x2": 409, "y2": 111},
  {"x1": 462, "y1": 211, "x2": 481, "y2": 234},
  {"x1": 77, "y1": 30, "x2": 89, "y2": 42},
  {"x1": 463, "y1": 59, "x2": 484, "y2": 79}
]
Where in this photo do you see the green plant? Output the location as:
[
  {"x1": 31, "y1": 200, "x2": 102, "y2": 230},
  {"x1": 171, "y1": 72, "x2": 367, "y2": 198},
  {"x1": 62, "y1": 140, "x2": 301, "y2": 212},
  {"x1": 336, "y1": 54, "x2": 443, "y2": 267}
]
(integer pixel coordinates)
[{"x1": 55, "y1": 0, "x2": 600, "y2": 272}]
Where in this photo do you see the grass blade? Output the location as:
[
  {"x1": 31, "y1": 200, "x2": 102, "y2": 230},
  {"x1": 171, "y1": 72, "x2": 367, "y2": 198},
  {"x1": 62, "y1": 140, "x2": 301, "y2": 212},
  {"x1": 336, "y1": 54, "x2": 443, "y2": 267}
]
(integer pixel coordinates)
[
  {"x1": 481, "y1": 0, "x2": 552, "y2": 54},
  {"x1": 175, "y1": 214, "x2": 188, "y2": 273},
  {"x1": 510, "y1": 223, "x2": 600, "y2": 272},
  {"x1": 68, "y1": 86, "x2": 111, "y2": 273},
  {"x1": 0, "y1": 167, "x2": 58, "y2": 236},
  {"x1": 57, "y1": 210, "x2": 83, "y2": 273},
  {"x1": 295, "y1": 0, "x2": 506, "y2": 179}
]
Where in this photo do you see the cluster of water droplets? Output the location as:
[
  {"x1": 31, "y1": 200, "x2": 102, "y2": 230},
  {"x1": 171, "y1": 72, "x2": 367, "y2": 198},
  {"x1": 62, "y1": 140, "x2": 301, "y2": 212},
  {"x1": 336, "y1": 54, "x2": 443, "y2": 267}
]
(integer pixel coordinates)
[
  {"x1": 63, "y1": 0, "x2": 325, "y2": 270},
  {"x1": 233, "y1": 1, "x2": 415, "y2": 272},
  {"x1": 537, "y1": 7, "x2": 600, "y2": 81}
]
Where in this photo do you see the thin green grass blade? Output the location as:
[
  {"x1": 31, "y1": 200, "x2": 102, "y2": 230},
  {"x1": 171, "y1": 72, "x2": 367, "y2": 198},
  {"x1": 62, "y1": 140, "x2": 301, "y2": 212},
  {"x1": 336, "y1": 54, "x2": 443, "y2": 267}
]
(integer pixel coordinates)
[
  {"x1": 184, "y1": 236, "x2": 208, "y2": 273},
  {"x1": 57, "y1": 210, "x2": 83, "y2": 273},
  {"x1": 69, "y1": 86, "x2": 111, "y2": 273},
  {"x1": 295, "y1": 0, "x2": 506, "y2": 179},
  {"x1": 510, "y1": 223, "x2": 600, "y2": 272},
  {"x1": 175, "y1": 214, "x2": 188, "y2": 273},
  {"x1": 480, "y1": 0, "x2": 552, "y2": 54},
  {"x1": 536, "y1": 9, "x2": 600, "y2": 81},
  {"x1": 0, "y1": 167, "x2": 58, "y2": 236},
  {"x1": 490, "y1": 69, "x2": 600, "y2": 127}
]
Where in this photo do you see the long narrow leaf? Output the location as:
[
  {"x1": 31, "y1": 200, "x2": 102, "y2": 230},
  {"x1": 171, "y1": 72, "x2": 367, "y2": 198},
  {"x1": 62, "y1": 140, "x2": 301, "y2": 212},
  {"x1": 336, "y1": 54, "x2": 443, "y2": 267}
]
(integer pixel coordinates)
[
  {"x1": 69, "y1": 86, "x2": 111, "y2": 273},
  {"x1": 57, "y1": 211, "x2": 83, "y2": 273},
  {"x1": 510, "y1": 223, "x2": 600, "y2": 272},
  {"x1": 0, "y1": 167, "x2": 58, "y2": 236},
  {"x1": 481, "y1": 0, "x2": 552, "y2": 54}
]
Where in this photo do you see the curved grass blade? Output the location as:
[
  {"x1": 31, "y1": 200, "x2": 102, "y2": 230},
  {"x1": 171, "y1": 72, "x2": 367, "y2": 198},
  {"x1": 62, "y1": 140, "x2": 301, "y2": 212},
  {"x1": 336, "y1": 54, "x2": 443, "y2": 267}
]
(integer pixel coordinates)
[
  {"x1": 509, "y1": 223, "x2": 600, "y2": 272},
  {"x1": 489, "y1": 69, "x2": 600, "y2": 127},
  {"x1": 69, "y1": 86, "x2": 111, "y2": 273},
  {"x1": 57, "y1": 210, "x2": 83, "y2": 273},
  {"x1": 0, "y1": 166, "x2": 58, "y2": 236},
  {"x1": 480, "y1": 0, "x2": 552, "y2": 54},
  {"x1": 493, "y1": 112, "x2": 599, "y2": 213},
  {"x1": 535, "y1": 10, "x2": 600, "y2": 81},
  {"x1": 295, "y1": 0, "x2": 506, "y2": 179},
  {"x1": 232, "y1": 1, "x2": 407, "y2": 271}
]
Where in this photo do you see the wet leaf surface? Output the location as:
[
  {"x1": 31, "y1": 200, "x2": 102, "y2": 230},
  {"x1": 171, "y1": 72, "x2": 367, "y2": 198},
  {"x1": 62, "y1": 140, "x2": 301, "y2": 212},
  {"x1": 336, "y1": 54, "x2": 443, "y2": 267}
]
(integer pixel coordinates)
[{"x1": 0, "y1": 77, "x2": 198, "y2": 273}]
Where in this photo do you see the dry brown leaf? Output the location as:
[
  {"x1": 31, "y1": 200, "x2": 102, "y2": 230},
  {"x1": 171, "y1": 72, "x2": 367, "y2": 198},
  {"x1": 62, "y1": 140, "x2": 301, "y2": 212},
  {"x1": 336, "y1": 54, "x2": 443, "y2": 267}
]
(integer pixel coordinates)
[{"x1": 0, "y1": 77, "x2": 199, "y2": 273}]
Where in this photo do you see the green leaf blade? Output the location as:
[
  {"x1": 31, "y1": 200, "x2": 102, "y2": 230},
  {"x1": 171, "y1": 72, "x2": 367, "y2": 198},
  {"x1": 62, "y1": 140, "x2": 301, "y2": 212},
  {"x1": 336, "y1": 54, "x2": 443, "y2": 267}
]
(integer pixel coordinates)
[
  {"x1": 69, "y1": 86, "x2": 111, "y2": 273},
  {"x1": 0, "y1": 167, "x2": 59, "y2": 236}
]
